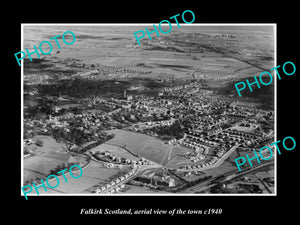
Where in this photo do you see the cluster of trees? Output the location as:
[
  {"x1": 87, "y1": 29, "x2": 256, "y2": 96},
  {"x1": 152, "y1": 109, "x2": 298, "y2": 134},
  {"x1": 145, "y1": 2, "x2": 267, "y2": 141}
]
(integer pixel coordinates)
[
  {"x1": 35, "y1": 139, "x2": 43, "y2": 147},
  {"x1": 146, "y1": 121, "x2": 187, "y2": 140},
  {"x1": 134, "y1": 176, "x2": 169, "y2": 187},
  {"x1": 236, "y1": 183, "x2": 262, "y2": 193},
  {"x1": 25, "y1": 101, "x2": 55, "y2": 119},
  {"x1": 25, "y1": 98, "x2": 84, "y2": 120},
  {"x1": 23, "y1": 162, "x2": 77, "y2": 187},
  {"x1": 217, "y1": 79, "x2": 274, "y2": 111},
  {"x1": 74, "y1": 134, "x2": 115, "y2": 153},
  {"x1": 36, "y1": 79, "x2": 130, "y2": 98},
  {"x1": 52, "y1": 128, "x2": 91, "y2": 146},
  {"x1": 209, "y1": 183, "x2": 262, "y2": 193},
  {"x1": 48, "y1": 162, "x2": 76, "y2": 175},
  {"x1": 52, "y1": 127, "x2": 114, "y2": 147},
  {"x1": 24, "y1": 58, "x2": 50, "y2": 71}
]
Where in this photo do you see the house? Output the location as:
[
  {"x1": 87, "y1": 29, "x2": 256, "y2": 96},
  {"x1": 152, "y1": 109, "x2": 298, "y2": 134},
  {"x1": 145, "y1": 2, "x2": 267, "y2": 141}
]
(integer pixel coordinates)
[
  {"x1": 100, "y1": 186, "x2": 106, "y2": 191},
  {"x1": 168, "y1": 178, "x2": 176, "y2": 187},
  {"x1": 106, "y1": 163, "x2": 114, "y2": 168},
  {"x1": 116, "y1": 157, "x2": 121, "y2": 163}
]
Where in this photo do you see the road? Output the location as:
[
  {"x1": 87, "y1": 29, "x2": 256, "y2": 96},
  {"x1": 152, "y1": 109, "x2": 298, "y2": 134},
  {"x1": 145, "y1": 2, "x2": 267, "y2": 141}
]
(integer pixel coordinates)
[
  {"x1": 99, "y1": 168, "x2": 139, "y2": 194},
  {"x1": 96, "y1": 144, "x2": 242, "y2": 194},
  {"x1": 97, "y1": 163, "x2": 162, "y2": 194},
  {"x1": 181, "y1": 161, "x2": 274, "y2": 193},
  {"x1": 176, "y1": 145, "x2": 240, "y2": 172}
]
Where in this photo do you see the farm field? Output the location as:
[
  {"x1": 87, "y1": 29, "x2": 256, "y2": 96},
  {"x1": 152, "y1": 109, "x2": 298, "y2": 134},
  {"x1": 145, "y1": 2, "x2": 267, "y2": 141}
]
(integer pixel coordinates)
[
  {"x1": 24, "y1": 156, "x2": 68, "y2": 183},
  {"x1": 28, "y1": 161, "x2": 129, "y2": 195},
  {"x1": 23, "y1": 152, "x2": 87, "y2": 184},
  {"x1": 105, "y1": 129, "x2": 190, "y2": 165},
  {"x1": 30, "y1": 135, "x2": 66, "y2": 154},
  {"x1": 23, "y1": 25, "x2": 274, "y2": 82},
  {"x1": 23, "y1": 135, "x2": 83, "y2": 184},
  {"x1": 201, "y1": 161, "x2": 236, "y2": 177}
]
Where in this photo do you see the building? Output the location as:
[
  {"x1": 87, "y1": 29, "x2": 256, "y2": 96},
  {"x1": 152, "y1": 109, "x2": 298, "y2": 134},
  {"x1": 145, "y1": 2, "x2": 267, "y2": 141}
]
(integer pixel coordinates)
[{"x1": 168, "y1": 178, "x2": 176, "y2": 187}]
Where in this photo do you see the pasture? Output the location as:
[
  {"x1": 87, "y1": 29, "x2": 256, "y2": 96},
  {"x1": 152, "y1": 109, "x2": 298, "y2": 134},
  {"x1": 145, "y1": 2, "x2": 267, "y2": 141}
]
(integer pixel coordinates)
[
  {"x1": 105, "y1": 129, "x2": 190, "y2": 165},
  {"x1": 23, "y1": 135, "x2": 87, "y2": 185},
  {"x1": 28, "y1": 161, "x2": 129, "y2": 194}
]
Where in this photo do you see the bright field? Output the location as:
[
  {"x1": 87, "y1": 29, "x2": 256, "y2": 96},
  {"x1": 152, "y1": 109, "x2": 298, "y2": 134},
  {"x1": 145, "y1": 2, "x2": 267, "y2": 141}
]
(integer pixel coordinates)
[
  {"x1": 105, "y1": 129, "x2": 190, "y2": 165},
  {"x1": 27, "y1": 161, "x2": 128, "y2": 195}
]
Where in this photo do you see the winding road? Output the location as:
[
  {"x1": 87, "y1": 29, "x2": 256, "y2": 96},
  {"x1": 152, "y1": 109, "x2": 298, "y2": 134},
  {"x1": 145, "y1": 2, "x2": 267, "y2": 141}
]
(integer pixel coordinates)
[{"x1": 176, "y1": 145, "x2": 240, "y2": 172}]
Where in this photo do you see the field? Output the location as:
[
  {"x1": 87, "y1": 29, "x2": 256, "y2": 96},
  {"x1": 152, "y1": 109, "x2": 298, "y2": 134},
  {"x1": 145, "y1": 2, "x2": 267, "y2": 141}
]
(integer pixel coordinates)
[
  {"x1": 24, "y1": 156, "x2": 67, "y2": 183},
  {"x1": 23, "y1": 135, "x2": 89, "y2": 184},
  {"x1": 105, "y1": 129, "x2": 190, "y2": 165},
  {"x1": 28, "y1": 161, "x2": 129, "y2": 194},
  {"x1": 30, "y1": 135, "x2": 66, "y2": 154},
  {"x1": 24, "y1": 136, "x2": 69, "y2": 183},
  {"x1": 23, "y1": 25, "x2": 274, "y2": 82}
]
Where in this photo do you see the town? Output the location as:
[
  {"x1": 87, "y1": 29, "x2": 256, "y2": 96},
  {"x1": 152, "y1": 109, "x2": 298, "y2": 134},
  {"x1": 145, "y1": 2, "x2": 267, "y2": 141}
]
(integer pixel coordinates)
[
  {"x1": 23, "y1": 61, "x2": 274, "y2": 194},
  {"x1": 22, "y1": 25, "x2": 275, "y2": 195}
]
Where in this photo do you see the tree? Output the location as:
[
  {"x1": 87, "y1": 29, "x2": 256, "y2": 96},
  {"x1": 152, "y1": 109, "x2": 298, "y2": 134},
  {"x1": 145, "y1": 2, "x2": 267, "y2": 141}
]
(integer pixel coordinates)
[{"x1": 36, "y1": 139, "x2": 43, "y2": 147}]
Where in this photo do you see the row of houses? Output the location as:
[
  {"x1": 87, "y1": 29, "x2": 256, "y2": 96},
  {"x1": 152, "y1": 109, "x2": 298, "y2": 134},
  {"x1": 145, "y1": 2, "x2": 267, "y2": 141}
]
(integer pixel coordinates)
[
  {"x1": 182, "y1": 136, "x2": 218, "y2": 149},
  {"x1": 181, "y1": 140, "x2": 210, "y2": 154},
  {"x1": 215, "y1": 146, "x2": 227, "y2": 157},
  {"x1": 95, "y1": 166, "x2": 137, "y2": 194},
  {"x1": 97, "y1": 151, "x2": 151, "y2": 166},
  {"x1": 179, "y1": 156, "x2": 219, "y2": 170},
  {"x1": 96, "y1": 184, "x2": 126, "y2": 194},
  {"x1": 224, "y1": 128, "x2": 260, "y2": 138}
]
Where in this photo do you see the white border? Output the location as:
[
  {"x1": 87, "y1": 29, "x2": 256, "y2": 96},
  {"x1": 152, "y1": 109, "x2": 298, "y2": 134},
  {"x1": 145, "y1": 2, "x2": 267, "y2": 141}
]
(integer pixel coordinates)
[{"x1": 21, "y1": 23, "x2": 277, "y2": 197}]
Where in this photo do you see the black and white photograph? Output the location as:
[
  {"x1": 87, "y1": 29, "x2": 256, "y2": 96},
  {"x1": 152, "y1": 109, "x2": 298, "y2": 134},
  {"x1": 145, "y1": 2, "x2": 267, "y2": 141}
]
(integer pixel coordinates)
[
  {"x1": 21, "y1": 24, "x2": 276, "y2": 196},
  {"x1": 7, "y1": 3, "x2": 299, "y2": 221}
]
